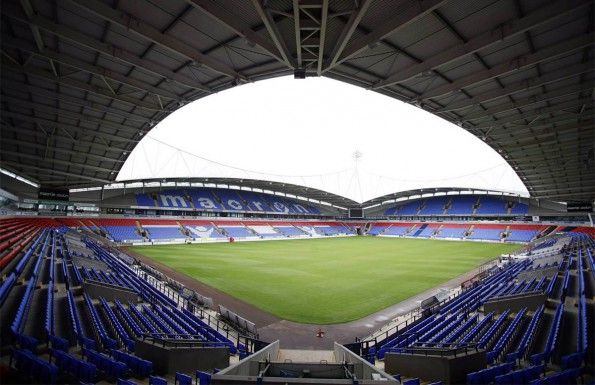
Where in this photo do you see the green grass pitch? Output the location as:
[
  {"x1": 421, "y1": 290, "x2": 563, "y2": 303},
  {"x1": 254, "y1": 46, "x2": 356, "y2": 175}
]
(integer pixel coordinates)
[{"x1": 130, "y1": 237, "x2": 520, "y2": 324}]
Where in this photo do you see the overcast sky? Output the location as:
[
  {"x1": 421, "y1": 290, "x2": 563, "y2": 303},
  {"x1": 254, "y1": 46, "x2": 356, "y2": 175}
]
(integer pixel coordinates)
[{"x1": 117, "y1": 76, "x2": 528, "y2": 203}]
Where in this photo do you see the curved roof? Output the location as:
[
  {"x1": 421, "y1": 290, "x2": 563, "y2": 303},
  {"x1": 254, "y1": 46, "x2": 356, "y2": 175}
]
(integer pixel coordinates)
[
  {"x1": 98, "y1": 177, "x2": 359, "y2": 208},
  {"x1": 361, "y1": 187, "x2": 525, "y2": 208},
  {"x1": 1, "y1": 0, "x2": 593, "y2": 202}
]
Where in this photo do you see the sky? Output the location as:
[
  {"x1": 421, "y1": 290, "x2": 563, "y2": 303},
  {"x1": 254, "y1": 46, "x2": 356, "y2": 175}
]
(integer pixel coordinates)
[{"x1": 117, "y1": 76, "x2": 528, "y2": 203}]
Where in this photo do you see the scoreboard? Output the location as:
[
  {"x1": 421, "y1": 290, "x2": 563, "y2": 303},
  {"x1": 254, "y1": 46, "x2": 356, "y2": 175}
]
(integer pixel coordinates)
[{"x1": 349, "y1": 208, "x2": 364, "y2": 218}]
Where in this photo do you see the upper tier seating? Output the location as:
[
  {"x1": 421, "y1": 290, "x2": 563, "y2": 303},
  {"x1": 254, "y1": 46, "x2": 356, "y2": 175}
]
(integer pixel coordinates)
[
  {"x1": 215, "y1": 190, "x2": 249, "y2": 211},
  {"x1": 447, "y1": 196, "x2": 477, "y2": 215},
  {"x1": 384, "y1": 195, "x2": 528, "y2": 216},
  {"x1": 510, "y1": 202, "x2": 529, "y2": 215},
  {"x1": 476, "y1": 197, "x2": 507, "y2": 215},
  {"x1": 237, "y1": 191, "x2": 273, "y2": 212},
  {"x1": 189, "y1": 189, "x2": 223, "y2": 211},
  {"x1": 135, "y1": 193, "x2": 155, "y2": 207},
  {"x1": 418, "y1": 197, "x2": 449, "y2": 215},
  {"x1": 135, "y1": 188, "x2": 321, "y2": 215},
  {"x1": 395, "y1": 201, "x2": 420, "y2": 216}
]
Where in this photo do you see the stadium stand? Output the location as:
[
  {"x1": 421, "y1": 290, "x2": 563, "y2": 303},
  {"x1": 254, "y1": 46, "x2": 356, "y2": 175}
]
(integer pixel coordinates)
[
  {"x1": 383, "y1": 194, "x2": 533, "y2": 217},
  {"x1": 0, "y1": 215, "x2": 593, "y2": 385},
  {"x1": 136, "y1": 188, "x2": 322, "y2": 215},
  {"x1": 0, "y1": 221, "x2": 261, "y2": 384},
  {"x1": 447, "y1": 196, "x2": 478, "y2": 215},
  {"x1": 418, "y1": 197, "x2": 449, "y2": 215},
  {"x1": 363, "y1": 231, "x2": 593, "y2": 384},
  {"x1": 434, "y1": 224, "x2": 470, "y2": 239},
  {"x1": 475, "y1": 196, "x2": 508, "y2": 215}
]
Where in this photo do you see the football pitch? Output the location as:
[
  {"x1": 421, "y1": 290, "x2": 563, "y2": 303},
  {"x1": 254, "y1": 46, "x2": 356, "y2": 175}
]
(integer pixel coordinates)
[{"x1": 130, "y1": 237, "x2": 520, "y2": 324}]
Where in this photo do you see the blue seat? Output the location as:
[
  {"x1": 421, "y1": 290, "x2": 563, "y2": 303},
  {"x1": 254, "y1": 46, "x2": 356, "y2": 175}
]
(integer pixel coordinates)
[
  {"x1": 52, "y1": 349, "x2": 97, "y2": 383},
  {"x1": 112, "y1": 350, "x2": 153, "y2": 377},
  {"x1": 50, "y1": 336, "x2": 69, "y2": 352},
  {"x1": 175, "y1": 372, "x2": 192, "y2": 385},
  {"x1": 495, "y1": 373, "x2": 513, "y2": 384},
  {"x1": 84, "y1": 349, "x2": 128, "y2": 379},
  {"x1": 12, "y1": 349, "x2": 58, "y2": 384},
  {"x1": 561, "y1": 352, "x2": 585, "y2": 370},
  {"x1": 149, "y1": 375, "x2": 168, "y2": 385},
  {"x1": 403, "y1": 379, "x2": 420, "y2": 385},
  {"x1": 118, "y1": 379, "x2": 138, "y2": 385},
  {"x1": 196, "y1": 370, "x2": 211, "y2": 385}
]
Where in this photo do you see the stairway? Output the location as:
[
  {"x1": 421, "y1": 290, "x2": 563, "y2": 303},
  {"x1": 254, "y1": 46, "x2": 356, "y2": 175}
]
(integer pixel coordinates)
[
  {"x1": 472, "y1": 198, "x2": 480, "y2": 215},
  {"x1": 150, "y1": 192, "x2": 159, "y2": 207},
  {"x1": 243, "y1": 223, "x2": 259, "y2": 237},
  {"x1": 406, "y1": 224, "x2": 418, "y2": 235},
  {"x1": 210, "y1": 222, "x2": 227, "y2": 237},
  {"x1": 291, "y1": 223, "x2": 308, "y2": 236},
  {"x1": 434, "y1": 224, "x2": 444, "y2": 237},
  {"x1": 501, "y1": 225, "x2": 511, "y2": 242},
  {"x1": 135, "y1": 221, "x2": 148, "y2": 240},
  {"x1": 416, "y1": 201, "x2": 425, "y2": 216},
  {"x1": 412, "y1": 224, "x2": 428, "y2": 237},
  {"x1": 176, "y1": 221, "x2": 190, "y2": 237},
  {"x1": 182, "y1": 190, "x2": 195, "y2": 209},
  {"x1": 443, "y1": 198, "x2": 452, "y2": 215},
  {"x1": 536, "y1": 225, "x2": 558, "y2": 239}
]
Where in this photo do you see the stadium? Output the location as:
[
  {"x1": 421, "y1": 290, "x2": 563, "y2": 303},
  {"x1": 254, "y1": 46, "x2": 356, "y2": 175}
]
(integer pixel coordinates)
[{"x1": 0, "y1": 0, "x2": 594, "y2": 385}]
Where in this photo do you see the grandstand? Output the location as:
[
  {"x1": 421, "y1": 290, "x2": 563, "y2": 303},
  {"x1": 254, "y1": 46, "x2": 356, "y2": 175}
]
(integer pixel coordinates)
[{"x1": 1, "y1": 0, "x2": 594, "y2": 384}]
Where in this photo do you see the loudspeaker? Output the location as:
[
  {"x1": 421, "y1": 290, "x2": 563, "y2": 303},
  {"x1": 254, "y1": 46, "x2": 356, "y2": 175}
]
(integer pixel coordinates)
[{"x1": 294, "y1": 69, "x2": 306, "y2": 79}]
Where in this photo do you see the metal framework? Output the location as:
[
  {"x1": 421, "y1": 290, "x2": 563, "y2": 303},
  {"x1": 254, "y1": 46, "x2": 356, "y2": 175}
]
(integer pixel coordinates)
[{"x1": 1, "y1": 0, "x2": 593, "y2": 202}]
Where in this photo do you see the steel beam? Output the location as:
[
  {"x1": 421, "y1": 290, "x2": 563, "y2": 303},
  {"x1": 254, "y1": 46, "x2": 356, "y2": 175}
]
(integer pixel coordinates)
[
  {"x1": 474, "y1": 97, "x2": 593, "y2": 128},
  {"x1": 2, "y1": 6, "x2": 211, "y2": 93},
  {"x1": 1, "y1": 110, "x2": 139, "y2": 144},
  {"x1": 325, "y1": 0, "x2": 373, "y2": 69},
  {"x1": 2, "y1": 60, "x2": 162, "y2": 111},
  {"x1": 495, "y1": 120, "x2": 594, "y2": 145},
  {"x1": 1, "y1": 161, "x2": 112, "y2": 184},
  {"x1": 0, "y1": 81, "x2": 152, "y2": 124},
  {"x1": 329, "y1": 0, "x2": 448, "y2": 70},
  {"x1": 69, "y1": 0, "x2": 241, "y2": 79},
  {"x1": 1, "y1": 96, "x2": 143, "y2": 135},
  {"x1": 529, "y1": 178, "x2": 595, "y2": 188},
  {"x1": 2, "y1": 37, "x2": 183, "y2": 102},
  {"x1": 437, "y1": 62, "x2": 594, "y2": 113},
  {"x1": 462, "y1": 83, "x2": 594, "y2": 121},
  {"x1": 183, "y1": 0, "x2": 289, "y2": 69},
  {"x1": 2, "y1": 150, "x2": 117, "y2": 174},
  {"x1": 373, "y1": 0, "x2": 591, "y2": 89},
  {"x1": 251, "y1": 0, "x2": 293, "y2": 67},
  {"x1": 0, "y1": 123, "x2": 130, "y2": 153},
  {"x1": 317, "y1": 0, "x2": 329, "y2": 75},
  {"x1": 292, "y1": 0, "x2": 302, "y2": 67},
  {"x1": 0, "y1": 137, "x2": 124, "y2": 163},
  {"x1": 421, "y1": 34, "x2": 594, "y2": 100}
]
